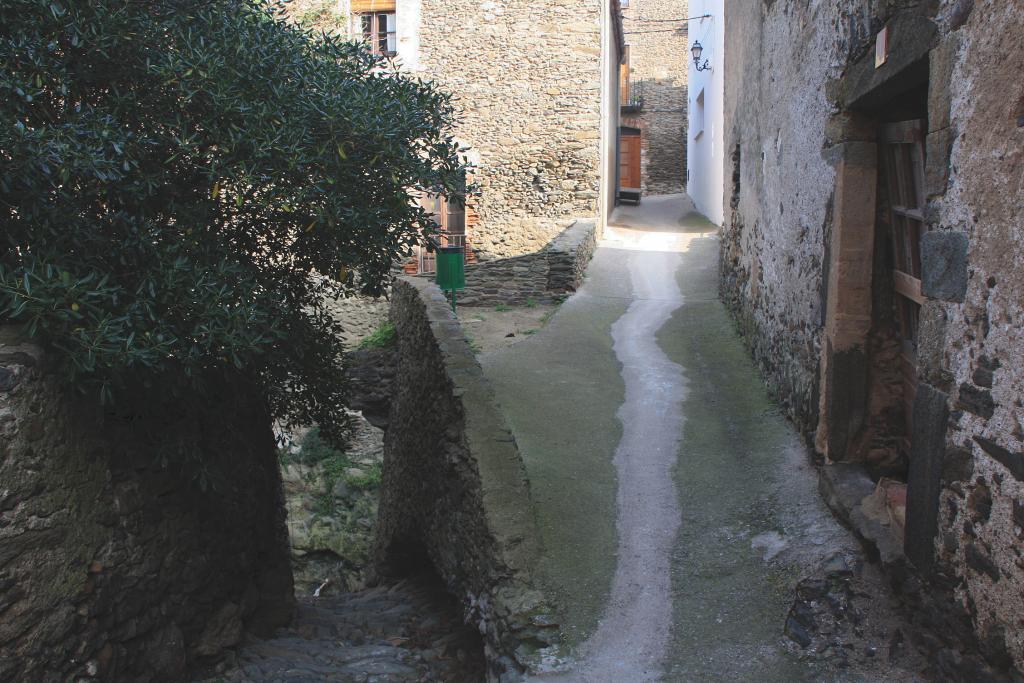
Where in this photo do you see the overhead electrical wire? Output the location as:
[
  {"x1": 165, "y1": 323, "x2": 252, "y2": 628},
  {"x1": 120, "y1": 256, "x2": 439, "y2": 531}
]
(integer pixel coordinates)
[
  {"x1": 624, "y1": 27, "x2": 689, "y2": 34},
  {"x1": 623, "y1": 14, "x2": 712, "y2": 22}
]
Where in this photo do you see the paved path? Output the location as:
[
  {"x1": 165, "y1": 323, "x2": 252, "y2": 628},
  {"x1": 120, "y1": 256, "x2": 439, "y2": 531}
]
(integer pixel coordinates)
[
  {"x1": 193, "y1": 576, "x2": 485, "y2": 682},
  {"x1": 482, "y1": 195, "x2": 924, "y2": 682}
]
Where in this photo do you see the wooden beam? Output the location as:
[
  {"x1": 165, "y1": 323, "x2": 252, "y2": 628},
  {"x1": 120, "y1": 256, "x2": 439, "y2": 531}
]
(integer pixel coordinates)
[
  {"x1": 351, "y1": 0, "x2": 396, "y2": 12},
  {"x1": 894, "y1": 269, "x2": 925, "y2": 305}
]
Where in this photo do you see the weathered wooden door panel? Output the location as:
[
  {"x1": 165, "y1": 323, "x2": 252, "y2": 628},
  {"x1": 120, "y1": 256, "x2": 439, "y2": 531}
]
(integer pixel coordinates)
[
  {"x1": 619, "y1": 128, "x2": 641, "y2": 191},
  {"x1": 880, "y1": 119, "x2": 927, "y2": 452}
]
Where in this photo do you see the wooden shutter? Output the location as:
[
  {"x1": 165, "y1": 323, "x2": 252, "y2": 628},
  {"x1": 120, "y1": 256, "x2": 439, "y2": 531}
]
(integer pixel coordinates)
[
  {"x1": 463, "y1": 203, "x2": 479, "y2": 264},
  {"x1": 620, "y1": 46, "x2": 630, "y2": 103},
  {"x1": 351, "y1": 0, "x2": 396, "y2": 12}
]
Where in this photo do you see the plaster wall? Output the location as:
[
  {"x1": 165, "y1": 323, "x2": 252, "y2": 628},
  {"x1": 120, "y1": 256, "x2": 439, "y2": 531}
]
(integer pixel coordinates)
[
  {"x1": 720, "y1": 0, "x2": 842, "y2": 435},
  {"x1": 686, "y1": 0, "x2": 725, "y2": 225},
  {"x1": 621, "y1": 0, "x2": 689, "y2": 195},
  {"x1": 601, "y1": 0, "x2": 622, "y2": 228}
]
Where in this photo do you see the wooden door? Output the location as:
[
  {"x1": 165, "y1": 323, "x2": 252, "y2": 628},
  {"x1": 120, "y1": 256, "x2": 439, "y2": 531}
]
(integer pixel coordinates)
[
  {"x1": 416, "y1": 193, "x2": 466, "y2": 274},
  {"x1": 880, "y1": 120, "x2": 927, "y2": 452},
  {"x1": 620, "y1": 128, "x2": 641, "y2": 191}
]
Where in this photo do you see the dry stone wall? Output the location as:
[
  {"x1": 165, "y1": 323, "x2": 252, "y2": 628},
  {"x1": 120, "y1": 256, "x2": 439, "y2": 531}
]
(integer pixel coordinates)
[
  {"x1": 419, "y1": 218, "x2": 597, "y2": 307},
  {"x1": 0, "y1": 328, "x2": 294, "y2": 682},
  {"x1": 375, "y1": 278, "x2": 558, "y2": 680},
  {"x1": 621, "y1": 0, "x2": 689, "y2": 195},
  {"x1": 413, "y1": 0, "x2": 606, "y2": 259},
  {"x1": 722, "y1": 0, "x2": 1024, "y2": 675}
]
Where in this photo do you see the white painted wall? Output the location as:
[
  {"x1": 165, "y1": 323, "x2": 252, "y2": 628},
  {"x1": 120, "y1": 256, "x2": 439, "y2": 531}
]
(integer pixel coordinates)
[
  {"x1": 686, "y1": 0, "x2": 724, "y2": 226},
  {"x1": 599, "y1": 0, "x2": 622, "y2": 233},
  {"x1": 395, "y1": 0, "x2": 421, "y2": 72}
]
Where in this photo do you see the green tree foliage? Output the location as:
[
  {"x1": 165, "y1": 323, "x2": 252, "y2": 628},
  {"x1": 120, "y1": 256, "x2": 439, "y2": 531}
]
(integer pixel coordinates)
[{"x1": 0, "y1": 0, "x2": 468, "y2": 444}]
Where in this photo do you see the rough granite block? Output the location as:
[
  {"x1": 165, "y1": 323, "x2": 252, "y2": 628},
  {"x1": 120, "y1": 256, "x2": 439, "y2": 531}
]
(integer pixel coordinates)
[{"x1": 921, "y1": 231, "x2": 968, "y2": 302}]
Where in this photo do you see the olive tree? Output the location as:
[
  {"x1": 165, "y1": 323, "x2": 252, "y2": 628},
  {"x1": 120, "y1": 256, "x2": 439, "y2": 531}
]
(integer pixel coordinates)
[{"x1": 0, "y1": 0, "x2": 467, "y2": 444}]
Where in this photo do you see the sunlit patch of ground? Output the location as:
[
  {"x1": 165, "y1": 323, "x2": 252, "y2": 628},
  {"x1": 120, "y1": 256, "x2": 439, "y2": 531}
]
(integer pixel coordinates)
[{"x1": 457, "y1": 302, "x2": 560, "y2": 355}]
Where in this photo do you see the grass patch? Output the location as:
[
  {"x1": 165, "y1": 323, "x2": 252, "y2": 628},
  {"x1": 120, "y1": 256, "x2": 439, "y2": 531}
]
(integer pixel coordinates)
[
  {"x1": 494, "y1": 303, "x2": 511, "y2": 312},
  {"x1": 347, "y1": 463, "x2": 383, "y2": 490},
  {"x1": 357, "y1": 320, "x2": 396, "y2": 350},
  {"x1": 525, "y1": 298, "x2": 538, "y2": 308}
]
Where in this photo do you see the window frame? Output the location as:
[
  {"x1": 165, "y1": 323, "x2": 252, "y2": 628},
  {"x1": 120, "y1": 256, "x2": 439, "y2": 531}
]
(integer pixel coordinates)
[
  {"x1": 358, "y1": 11, "x2": 397, "y2": 57},
  {"x1": 693, "y1": 88, "x2": 706, "y2": 139}
]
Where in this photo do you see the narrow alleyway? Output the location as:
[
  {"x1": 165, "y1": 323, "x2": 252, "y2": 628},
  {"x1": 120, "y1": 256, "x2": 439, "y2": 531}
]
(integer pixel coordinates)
[{"x1": 482, "y1": 195, "x2": 928, "y2": 681}]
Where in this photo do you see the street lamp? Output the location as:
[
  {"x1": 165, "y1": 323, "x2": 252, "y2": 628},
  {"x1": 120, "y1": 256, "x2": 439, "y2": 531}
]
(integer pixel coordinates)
[{"x1": 691, "y1": 40, "x2": 711, "y2": 72}]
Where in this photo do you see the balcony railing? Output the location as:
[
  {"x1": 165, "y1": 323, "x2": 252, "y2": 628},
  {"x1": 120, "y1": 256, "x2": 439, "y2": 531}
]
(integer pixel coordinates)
[{"x1": 622, "y1": 80, "x2": 643, "y2": 112}]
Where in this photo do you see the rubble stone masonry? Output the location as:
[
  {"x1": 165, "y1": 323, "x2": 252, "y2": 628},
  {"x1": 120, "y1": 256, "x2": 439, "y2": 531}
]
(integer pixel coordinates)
[
  {"x1": 376, "y1": 278, "x2": 558, "y2": 678},
  {"x1": 621, "y1": 0, "x2": 689, "y2": 195},
  {"x1": 0, "y1": 328, "x2": 294, "y2": 681},
  {"x1": 722, "y1": 0, "x2": 1024, "y2": 674},
  {"x1": 413, "y1": 0, "x2": 608, "y2": 259}
]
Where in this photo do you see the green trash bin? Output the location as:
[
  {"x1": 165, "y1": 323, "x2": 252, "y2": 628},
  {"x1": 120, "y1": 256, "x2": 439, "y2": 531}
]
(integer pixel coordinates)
[{"x1": 435, "y1": 245, "x2": 465, "y2": 311}]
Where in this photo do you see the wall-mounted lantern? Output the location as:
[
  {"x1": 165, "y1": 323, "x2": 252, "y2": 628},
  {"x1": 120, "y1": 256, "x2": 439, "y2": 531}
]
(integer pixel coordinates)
[{"x1": 691, "y1": 40, "x2": 711, "y2": 72}]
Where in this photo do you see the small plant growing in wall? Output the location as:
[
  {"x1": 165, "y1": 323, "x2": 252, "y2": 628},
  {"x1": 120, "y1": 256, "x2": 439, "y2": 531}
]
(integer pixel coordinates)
[
  {"x1": 0, "y1": 0, "x2": 471, "y2": 447},
  {"x1": 356, "y1": 321, "x2": 396, "y2": 350}
]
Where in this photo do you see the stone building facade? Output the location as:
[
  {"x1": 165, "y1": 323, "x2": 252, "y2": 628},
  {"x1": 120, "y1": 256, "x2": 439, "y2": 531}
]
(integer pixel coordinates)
[
  {"x1": 330, "y1": 0, "x2": 624, "y2": 261},
  {"x1": 620, "y1": 0, "x2": 689, "y2": 195},
  {"x1": 721, "y1": 0, "x2": 1024, "y2": 675}
]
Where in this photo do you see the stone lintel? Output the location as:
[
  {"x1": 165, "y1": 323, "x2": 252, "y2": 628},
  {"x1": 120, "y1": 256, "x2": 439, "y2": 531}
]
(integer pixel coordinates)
[
  {"x1": 928, "y1": 34, "x2": 962, "y2": 133},
  {"x1": 841, "y1": 12, "x2": 938, "y2": 112}
]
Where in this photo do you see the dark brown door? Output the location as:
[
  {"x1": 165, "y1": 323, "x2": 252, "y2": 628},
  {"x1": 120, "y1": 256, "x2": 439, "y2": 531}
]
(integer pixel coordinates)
[
  {"x1": 620, "y1": 129, "x2": 641, "y2": 191},
  {"x1": 880, "y1": 120, "x2": 927, "y2": 452}
]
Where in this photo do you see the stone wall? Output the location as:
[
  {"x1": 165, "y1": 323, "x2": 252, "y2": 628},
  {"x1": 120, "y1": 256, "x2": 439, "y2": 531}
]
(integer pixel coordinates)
[
  {"x1": 413, "y1": 0, "x2": 607, "y2": 259},
  {"x1": 375, "y1": 278, "x2": 558, "y2": 680},
  {"x1": 296, "y1": 1, "x2": 618, "y2": 262},
  {"x1": 0, "y1": 328, "x2": 294, "y2": 682},
  {"x1": 927, "y1": 1, "x2": 1024, "y2": 674},
  {"x1": 722, "y1": 0, "x2": 1024, "y2": 674},
  {"x1": 322, "y1": 293, "x2": 390, "y2": 349},
  {"x1": 720, "y1": 0, "x2": 840, "y2": 439},
  {"x1": 423, "y1": 218, "x2": 597, "y2": 307},
  {"x1": 621, "y1": 0, "x2": 689, "y2": 195}
]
